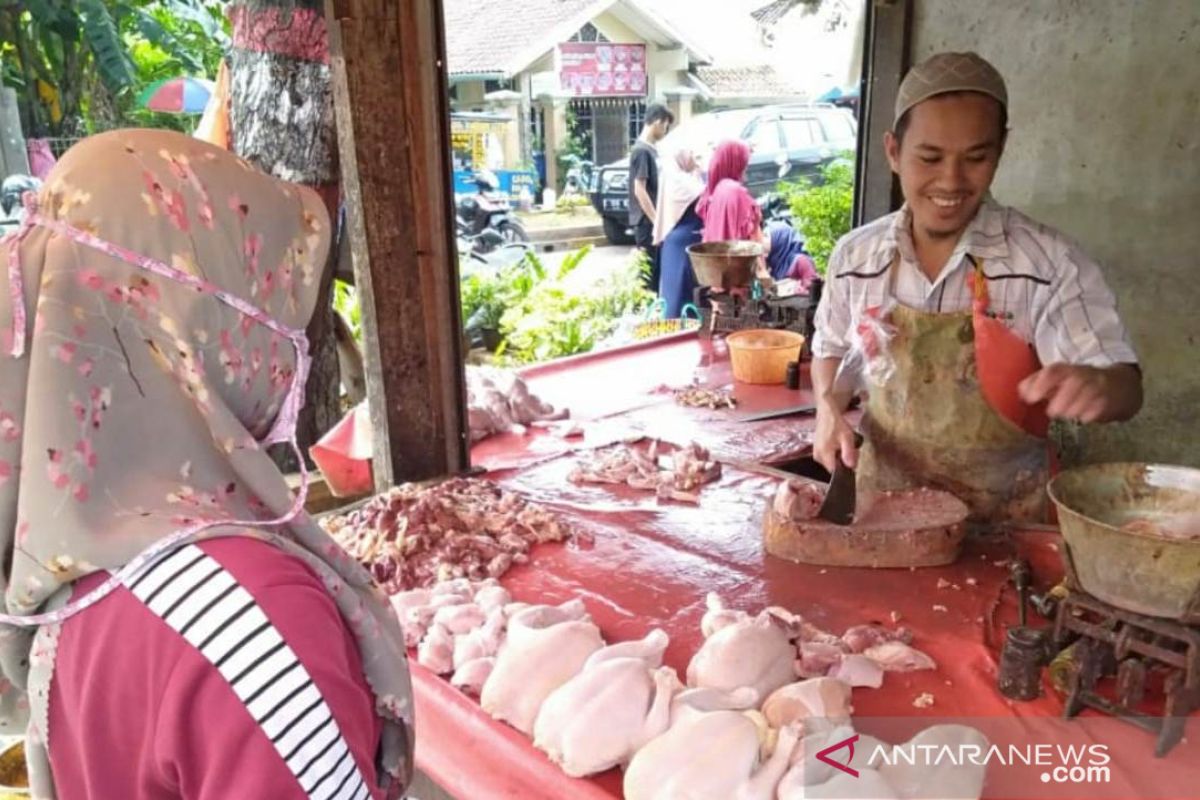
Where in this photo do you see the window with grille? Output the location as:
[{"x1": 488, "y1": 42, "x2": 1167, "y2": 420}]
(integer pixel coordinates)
[{"x1": 569, "y1": 22, "x2": 610, "y2": 43}]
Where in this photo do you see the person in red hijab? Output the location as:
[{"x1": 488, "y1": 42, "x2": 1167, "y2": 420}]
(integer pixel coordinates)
[{"x1": 696, "y1": 139, "x2": 771, "y2": 282}]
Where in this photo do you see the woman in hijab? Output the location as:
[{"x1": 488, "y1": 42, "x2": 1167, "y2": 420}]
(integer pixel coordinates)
[
  {"x1": 652, "y1": 147, "x2": 705, "y2": 318},
  {"x1": 695, "y1": 139, "x2": 774, "y2": 287},
  {"x1": 0, "y1": 129, "x2": 412, "y2": 798}
]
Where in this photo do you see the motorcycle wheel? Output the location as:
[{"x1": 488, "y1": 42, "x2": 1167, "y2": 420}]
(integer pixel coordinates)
[{"x1": 496, "y1": 220, "x2": 529, "y2": 244}]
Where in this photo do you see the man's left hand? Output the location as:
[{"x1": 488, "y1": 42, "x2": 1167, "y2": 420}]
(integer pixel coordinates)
[{"x1": 1018, "y1": 363, "x2": 1143, "y2": 423}]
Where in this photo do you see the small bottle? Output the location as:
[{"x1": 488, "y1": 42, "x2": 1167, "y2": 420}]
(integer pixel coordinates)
[{"x1": 785, "y1": 361, "x2": 800, "y2": 390}]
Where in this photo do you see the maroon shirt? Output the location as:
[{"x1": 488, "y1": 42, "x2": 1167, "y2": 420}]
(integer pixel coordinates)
[{"x1": 49, "y1": 536, "x2": 384, "y2": 799}]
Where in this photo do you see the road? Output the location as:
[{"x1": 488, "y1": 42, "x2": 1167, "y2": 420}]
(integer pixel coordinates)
[{"x1": 542, "y1": 243, "x2": 642, "y2": 290}]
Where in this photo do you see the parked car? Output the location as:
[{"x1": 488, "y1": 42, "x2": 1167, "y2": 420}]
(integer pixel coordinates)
[{"x1": 589, "y1": 104, "x2": 857, "y2": 245}]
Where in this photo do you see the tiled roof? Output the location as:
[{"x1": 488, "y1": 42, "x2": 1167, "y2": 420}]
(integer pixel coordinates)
[
  {"x1": 692, "y1": 64, "x2": 801, "y2": 99},
  {"x1": 444, "y1": 0, "x2": 601, "y2": 76},
  {"x1": 750, "y1": 0, "x2": 811, "y2": 27}
]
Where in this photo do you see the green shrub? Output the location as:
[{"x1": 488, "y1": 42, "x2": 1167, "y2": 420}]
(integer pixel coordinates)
[{"x1": 783, "y1": 155, "x2": 855, "y2": 275}]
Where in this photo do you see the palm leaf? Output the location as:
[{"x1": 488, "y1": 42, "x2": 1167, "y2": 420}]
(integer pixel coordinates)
[
  {"x1": 162, "y1": 0, "x2": 221, "y2": 40},
  {"x1": 133, "y1": 8, "x2": 203, "y2": 73},
  {"x1": 78, "y1": 0, "x2": 137, "y2": 92}
]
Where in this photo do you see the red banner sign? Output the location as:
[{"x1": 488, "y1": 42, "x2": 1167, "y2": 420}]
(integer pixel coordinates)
[{"x1": 557, "y1": 42, "x2": 647, "y2": 97}]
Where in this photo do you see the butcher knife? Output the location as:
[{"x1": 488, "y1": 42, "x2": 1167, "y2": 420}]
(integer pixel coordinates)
[
  {"x1": 736, "y1": 404, "x2": 816, "y2": 423},
  {"x1": 816, "y1": 454, "x2": 856, "y2": 525}
]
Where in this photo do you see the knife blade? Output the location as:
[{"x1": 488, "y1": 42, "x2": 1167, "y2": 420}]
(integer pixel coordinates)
[
  {"x1": 736, "y1": 404, "x2": 817, "y2": 423},
  {"x1": 816, "y1": 453, "x2": 856, "y2": 525}
]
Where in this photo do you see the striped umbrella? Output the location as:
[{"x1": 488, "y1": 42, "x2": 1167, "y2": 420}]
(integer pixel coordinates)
[{"x1": 137, "y1": 77, "x2": 215, "y2": 114}]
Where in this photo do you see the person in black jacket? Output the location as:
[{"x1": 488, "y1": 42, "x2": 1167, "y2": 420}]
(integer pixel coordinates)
[{"x1": 628, "y1": 102, "x2": 674, "y2": 291}]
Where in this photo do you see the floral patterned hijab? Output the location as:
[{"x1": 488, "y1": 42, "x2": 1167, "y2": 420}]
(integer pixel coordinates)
[{"x1": 0, "y1": 129, "x2": 412, "y2": 796}]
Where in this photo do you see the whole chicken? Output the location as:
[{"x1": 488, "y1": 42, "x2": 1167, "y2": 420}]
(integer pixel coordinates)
[
  {"x1": 624, "y1": 706, "x2": 801, "y2": 800},
  {"x1": 777, "y1": 722, "x2": 892, "y2": 797},
  {"x1": 878, "y1": 725, "x2": 988, "y2": 799},
  {"x1": 480, "y1": 600, "x2": 604, "y2": 735},
  {"x1": 533, "y1": 630, "x2": 679, "y2": 777},
  {"x1": 687, "y1": 609, "x2": 798, "y2": 703}
]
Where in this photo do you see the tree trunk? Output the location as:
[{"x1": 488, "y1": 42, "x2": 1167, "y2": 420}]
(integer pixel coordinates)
[{"x1": 228, "y1": 0, "x2": 342, "y2": 471}]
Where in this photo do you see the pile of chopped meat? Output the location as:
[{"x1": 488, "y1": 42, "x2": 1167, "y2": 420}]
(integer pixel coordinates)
[
  {"x1": 568, "y1": 440, "x2": 722, "y2": 503},
  {"x1": 674, "y1": 386, "x2": 737, "y2": 410},
  {"x1": 321, "y1": 477, "x2": 570, "y2": 592},
  {"x1": 467, "y1": 366, "x2": 567, "y2": 443}
]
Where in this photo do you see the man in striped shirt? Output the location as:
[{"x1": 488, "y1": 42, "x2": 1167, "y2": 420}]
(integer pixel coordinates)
[{"x1": 811, "y1": 52, "x2": 1142, "y2": 521}]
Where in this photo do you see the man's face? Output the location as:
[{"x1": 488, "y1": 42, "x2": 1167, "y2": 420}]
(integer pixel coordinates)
[
  {"x1": 884, "y1": 93, "x2": 1004, "y2": 242},
  {"x1": 649, "y1": 118, "x2": 672, "y2": 142}
]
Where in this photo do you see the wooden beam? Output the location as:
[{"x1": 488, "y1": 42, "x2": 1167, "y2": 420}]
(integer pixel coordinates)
[
  {"x1": 326, "y1": 0, "x2": 468, "y2": 488},
  {"x1": 854, "y1": 0, "x2": 913, "y2": 225}
]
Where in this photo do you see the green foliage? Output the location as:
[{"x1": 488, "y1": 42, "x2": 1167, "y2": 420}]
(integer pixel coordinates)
[
  {"x1": 782, "y1": 154, "x2": 856, "y2": 275},
  {"x1": 332, "y1": 279, "x2": 362, "y2": 342},
  {"x1": 460, "y1": 245, "x2": 653, "y2": 364},
  {"x1": 1, "y1": 0, "x2": 229, "y2": 137}
]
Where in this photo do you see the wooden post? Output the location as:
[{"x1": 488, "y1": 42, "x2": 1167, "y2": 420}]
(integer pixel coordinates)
[
  {"x1": 854, "y1": 0, "x2": 912, "y2": 225},
  {"x1": 325, "y1": 0, "x2": 468, "y2": 488}
]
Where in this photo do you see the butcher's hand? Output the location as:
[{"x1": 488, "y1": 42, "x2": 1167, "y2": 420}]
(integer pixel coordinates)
[
  {"x1": 814, "y1": 400, "x2": 858, "y2": 473},
  {"x1": 1018, "y1": 363, "x2": 1143, "y2": 424}
]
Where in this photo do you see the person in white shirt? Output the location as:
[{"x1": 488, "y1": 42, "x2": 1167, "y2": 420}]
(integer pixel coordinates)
[{"x1": 811, "y1": 51, "x2": 1142, "y2": 523}]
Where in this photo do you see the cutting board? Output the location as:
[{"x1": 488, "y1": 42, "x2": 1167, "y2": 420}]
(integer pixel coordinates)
[{"x1": 764, "y1": 487, "x2": 970, "y2": 568}]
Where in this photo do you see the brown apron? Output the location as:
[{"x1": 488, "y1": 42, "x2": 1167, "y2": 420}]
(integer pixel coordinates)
[{"x1": 856, "y1": 259, "x2": 1050, "y2": 524}]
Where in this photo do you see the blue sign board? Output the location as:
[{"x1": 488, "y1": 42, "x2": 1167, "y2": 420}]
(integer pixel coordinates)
[{"x1": 453, "y1": 169, "x2": 540, "y2": 199}]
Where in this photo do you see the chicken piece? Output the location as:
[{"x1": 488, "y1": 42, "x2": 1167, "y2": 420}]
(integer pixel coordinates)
[
  {"x1": 389, "y1": 588, "x2": 432, "y2": 616},
  {"x1": 796, "y1": 642, "x2": 846, "y2": 679},
  {"x1": 863, "y1": 641, "x2": 937, "y2": 672},
  {"x1": 688, "y1": 611, "x2": 798, "y2": 703},
  {"x1": 417, "y1": 624, "x2": 454, "y2": 675},
  {"x1": 432, "y1": 577, "x2": 475, "y2": 597},
  {"x1": 453, "y1": 608, "x2": 506, "y2": 669},
  {"x1": 668, "y1": 686, "x2": 759, "y2": 729},
  {"x1": 474, "y1": 584, "x2": 512, "y2": 613},
  {"x1": 534, "y1": 656, "x2": 679, "y2": 777},
  {"x1": 624, "y1": 711, "x2": 801, "y2": 800},
  {"x1": 451, "y1": 656, "x2": 495, "y2": 696},
  {"x1": 480, "y1": 603, "x2": 604, "y2": 735},
  {"x1": 761, "y1": 678, "x2": 853, "y2": 729},
  {"x1": 432, "y1": 602, "x2": 488, "y2": 635},
  {"x1": 831, "y1": 654, "x2": 885, "y2": 689},
  {"x1": 841, "y1": 624, "x2": 913, "y2": 654},
  {"x1": 773, "y1": 480, "x2": 825, "y2": 521},
  {"x1": 878, "y1": 725, "x2": 988, "y2": 799},
  {"x1": 701, "y1": 592, "x2": 751, "y2": 639},
  {"x1": 400, "y1": 604, "x2": 436, "y2": 648}
]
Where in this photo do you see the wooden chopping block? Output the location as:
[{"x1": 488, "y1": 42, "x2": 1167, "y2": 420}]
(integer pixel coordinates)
[{"x1": 764, "y1": 488, "x2": 970, "y2": 568}]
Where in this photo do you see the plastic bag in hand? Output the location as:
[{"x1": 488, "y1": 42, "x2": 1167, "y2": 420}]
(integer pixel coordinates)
[{"x1": 833, "y1": 301, "x2": 898, "y2": 395}]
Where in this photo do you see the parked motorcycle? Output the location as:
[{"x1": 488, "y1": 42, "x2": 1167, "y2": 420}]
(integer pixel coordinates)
[
  {"x1": 757, "y1": 191, "x2": 795, "y2": 228},
  {"x1": 1, "y1": 174, "x2": 42, "y2": 231},
  {"x1": 456, "y1": 169, "x2": 529, "y2": 254},
  {"x1": 561, "y1": 154, "x2": 594, "y2": 197}
]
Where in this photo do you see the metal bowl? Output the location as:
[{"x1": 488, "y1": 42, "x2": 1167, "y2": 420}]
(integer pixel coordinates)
[
  {"x1": 686, "y1": 241, "x2": 764, "y2": 290},
  {"x1": 1047, "y1": 463, "x2": 1200, "y2": 622},
  {"x1": 0, "y1": 737, "x2": 28, "y2": 796}
]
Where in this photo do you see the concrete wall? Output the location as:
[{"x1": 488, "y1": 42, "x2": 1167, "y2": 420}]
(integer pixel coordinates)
[{"x1": 910, "y1": 0, "x2": 1200, "y2": 467}]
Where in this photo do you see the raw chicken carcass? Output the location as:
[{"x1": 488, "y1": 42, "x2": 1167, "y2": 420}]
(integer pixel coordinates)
[
  {"x1": 533, "y1": 630, "x2": 679, "y2": 777},
  {"x1": 688, "y1": 610, "x2": 798, "y2": 703},
  {"x1": 878, "y1": 725, "x2": 988, "y2": 800},
  {"x1": 480, "y1": 602, "x2": 604, "y2": 735},
  {"x1": 862, "y1": 641, "x2": 937, "y2": 672},
  {"x1": 417, "y1": 624, "x2": 455, "y2": 675},
  {"x1": 624, "y1": 710, "x2": 801, "y2": 800},
  {"x1": 761, "y1": 678, "x2": 853, "y2": 729},
  {"x1": 451, "y1": 656, "x2": 495, "y2": 696},
  {"x1": 701, "y1": 592, "x2": 751, "y2": 638},
  {"x1": 777, "y1": 723, "x2": 893, "y2": 796},
  {"x1": 433, "y1": 602, "x2": 488, "y2": 635},
  {"x1": 452, "y1": 607, "x2": 506, "y2": 669}
]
